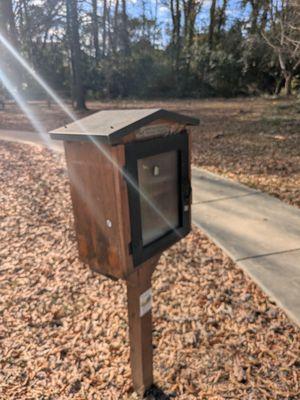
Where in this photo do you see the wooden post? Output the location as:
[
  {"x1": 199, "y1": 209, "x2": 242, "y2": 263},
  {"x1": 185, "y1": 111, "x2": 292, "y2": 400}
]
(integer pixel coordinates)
[{"x1": 126, "y1": 259, "x2": 158, "y2": 397}]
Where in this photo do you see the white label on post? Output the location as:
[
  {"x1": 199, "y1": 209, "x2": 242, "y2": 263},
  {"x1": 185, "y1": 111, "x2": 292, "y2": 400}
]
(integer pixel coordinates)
[{"x1": 139, "y1": 288, "x2": 152, "y2": 317}]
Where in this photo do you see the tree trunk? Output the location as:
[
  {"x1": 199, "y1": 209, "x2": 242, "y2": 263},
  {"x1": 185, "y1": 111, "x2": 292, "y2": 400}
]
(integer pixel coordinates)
[
  {"x1": 284, "y1": 73, "x2": 292, "y2": 96},
  {"x1": 0, "y1": 0, "x2": 21, "y2": 92},
  {"x1": 102, "y1": 0, "x2": 107, "y2": 56},
  {"x1": 249, "y1": 0, "x2": 259, "y2": 34},
  {"x1": 152, "y1": 0, "x2": 159, "y2": 47},
  {"x1": 66, "y1": 0, "x2": 86, "y2": 110},
  {"x1": 0, "y1": 0, "x2": 19, "y2": 45},
  {"x1": 121, "y1": 0, "x2": 130, "y2": 57},
  {"x1": 111, "y1": 0, "x2": 119, "y2": 55},
  {"x1": 91, "y1": 0, "x2": 100, "y2": 63},
  {"x1": 170, "y1": 0, "x2": 181, "y2": 80},
  {"x1": 182, "y1": 0, "x2": 199, "y2": 92},
  {"x1": 275, "y1": 77, "x2": 284, "y2": 95},
  {"x1": 208, "y1": 0, "x2": 217, "y2": 50},
  {"x1": 21, "y1": 0, "x2": 34, "y2": 63},
  {"x1": 261, "y1": 0, "x2": 269, "y2": 31},
  {"x1": 183, "y1": 0, "x2": 198, "y2": 50},
  {"x1": 217, "y1": 0, "x2": 228, "y2": 37}
]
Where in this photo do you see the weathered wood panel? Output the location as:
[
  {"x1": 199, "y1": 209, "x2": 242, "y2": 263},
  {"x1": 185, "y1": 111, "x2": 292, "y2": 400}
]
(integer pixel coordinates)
[{"x1": 64, "y1": 140, "x2": 133, "y2": 279}]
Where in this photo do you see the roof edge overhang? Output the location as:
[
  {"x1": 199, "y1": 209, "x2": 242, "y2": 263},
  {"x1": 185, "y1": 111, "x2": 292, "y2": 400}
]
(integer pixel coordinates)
[
  {"x1": 49, "y1": 109, "x2": 199, "y2": 145},
  {"x1": 49, "y1": 133, "x2": 110, "y2": 144}
]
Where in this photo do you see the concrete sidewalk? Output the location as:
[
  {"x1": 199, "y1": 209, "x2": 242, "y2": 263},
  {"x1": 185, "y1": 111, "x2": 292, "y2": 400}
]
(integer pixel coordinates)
[
  {"x1": 0, "y1": 129, "x2": 63, "y2": 152},
  {"x1": 1, "y1": 129, "x2": 300, "y2": 325},
  {"x1": 192, "y1": 168, "x2": 300, "y2": 326}
]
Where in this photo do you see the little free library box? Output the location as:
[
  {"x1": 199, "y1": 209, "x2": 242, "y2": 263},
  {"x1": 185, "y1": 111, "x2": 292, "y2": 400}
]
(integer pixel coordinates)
[{"x1": 50, "y1": 108, "x2": 199, "y2": 396}]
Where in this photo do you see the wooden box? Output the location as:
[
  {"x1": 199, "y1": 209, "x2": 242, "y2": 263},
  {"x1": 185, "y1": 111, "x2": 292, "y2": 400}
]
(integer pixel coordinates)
[{"x1": 50, "y1": 109, "x2": 199, "y2": 279}]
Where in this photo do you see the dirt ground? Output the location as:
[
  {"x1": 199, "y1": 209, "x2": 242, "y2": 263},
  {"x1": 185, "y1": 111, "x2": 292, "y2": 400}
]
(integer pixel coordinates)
[
  {"x1": 0, "y1": 97, "x2": 299, "y2": 208},
  {"x1": 0, "y1": 141, "x2": 299, "y2": 399}
]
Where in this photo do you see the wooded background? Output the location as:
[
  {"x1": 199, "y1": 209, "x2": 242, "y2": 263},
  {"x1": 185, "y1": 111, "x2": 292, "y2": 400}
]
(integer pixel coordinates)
[{"x1": 0, "y1": 0, "x2": 299, "y2": 109}]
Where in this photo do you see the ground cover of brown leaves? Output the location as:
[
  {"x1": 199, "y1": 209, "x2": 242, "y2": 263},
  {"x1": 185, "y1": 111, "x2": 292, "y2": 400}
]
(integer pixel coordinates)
[
  {"x1": 191, "y1": 98, "x2": 300, "y2": 209},
  {"x1": 0, "y1": 97, "x2": 299, "y2": 208},
  {"x1": 0, "y1": 140, "x2": 299, "y2": 399}
]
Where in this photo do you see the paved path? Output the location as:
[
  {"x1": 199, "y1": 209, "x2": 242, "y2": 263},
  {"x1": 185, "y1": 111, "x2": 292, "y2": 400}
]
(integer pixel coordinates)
[
  {"x1": 1, "y1": 129, "x2": 300, "y2": 325},
  {"x1": 0, "y1": 129, "x2": 63, "y2": 152},
  {"x1": 193, "y1": 168, "x2": 300, "y2": 326}
]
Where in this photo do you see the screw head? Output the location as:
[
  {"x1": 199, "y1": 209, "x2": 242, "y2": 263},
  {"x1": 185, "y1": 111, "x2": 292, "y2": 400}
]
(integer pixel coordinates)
[{"x1": 153, "y1": 165, "x2": 160, "y2": 176}]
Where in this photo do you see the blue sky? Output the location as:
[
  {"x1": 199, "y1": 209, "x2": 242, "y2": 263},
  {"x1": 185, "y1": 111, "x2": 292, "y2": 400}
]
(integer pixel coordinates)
[
  {"x1": 30, "y1": 0, "x2": 251, "y2": 47},
  {"x1": 125, "y1": 0, "x2": 250, "y2": 44},
  {"x1": 127, "y1": 0, "x2": 249, "y2": 45},
  {"x1": 127, "y1": 0, "x2": 250, "y2": 28}
]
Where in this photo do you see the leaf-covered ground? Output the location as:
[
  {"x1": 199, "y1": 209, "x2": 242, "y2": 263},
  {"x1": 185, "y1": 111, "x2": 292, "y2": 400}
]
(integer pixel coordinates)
[
  {"x1": 0, "y1": 97, "x2": 299, "y2": 208},
  {"x1": 1, "y1": 141, "x2": 299, "y2": 399},
  {"x1": 191, "y1": 98, "x2": 300, "y2": 209}
]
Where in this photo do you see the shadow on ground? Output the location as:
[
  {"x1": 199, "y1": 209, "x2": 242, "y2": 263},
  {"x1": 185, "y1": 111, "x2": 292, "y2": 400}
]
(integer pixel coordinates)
[{"x1": 144, "y1": 385, "x2": 176, "y2": 399}]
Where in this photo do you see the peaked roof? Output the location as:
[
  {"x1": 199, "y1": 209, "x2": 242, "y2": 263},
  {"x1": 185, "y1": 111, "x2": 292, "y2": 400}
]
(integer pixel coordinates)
[{"x1": 49, "y1": 108, "x2": 199, "y2": 144}]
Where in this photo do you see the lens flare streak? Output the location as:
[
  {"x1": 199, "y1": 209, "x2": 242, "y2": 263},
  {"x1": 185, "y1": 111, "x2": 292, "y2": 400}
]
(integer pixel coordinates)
[
  {"x1": 0, "y1": 69, "x2": 51, "y2": 149},
  {"x1": 0, "y1": 32, "x2": 183, "y2": 240}
]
